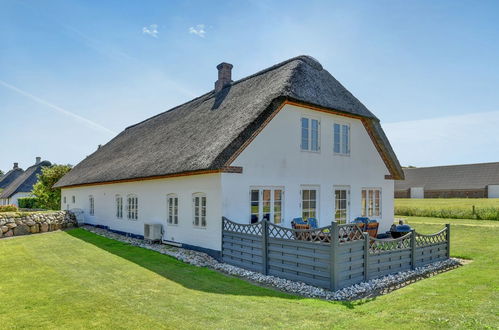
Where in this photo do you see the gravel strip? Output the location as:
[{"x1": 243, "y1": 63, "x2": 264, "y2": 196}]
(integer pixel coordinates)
[{"x1": 81, "y1": 225, "x2": 462, "y2": 301}]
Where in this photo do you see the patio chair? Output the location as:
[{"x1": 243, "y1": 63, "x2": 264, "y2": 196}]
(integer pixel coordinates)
[
  {"x1": 291, "y1": 222, "x2": 312, "y2": 240},
  {"x1": 307, "y1": 218, "x2": 318, "y2": 229},
  {"x1": 292, "y1": 217, "x2": 307, "y2": 225},
  {"x1": 365, "y1": 221, "x2": 379, "y2": 238}
]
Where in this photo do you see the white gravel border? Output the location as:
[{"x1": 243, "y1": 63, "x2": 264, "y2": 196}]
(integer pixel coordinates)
[{"x1": 81, "y1": 225, "x2": 462, "y2": 301}]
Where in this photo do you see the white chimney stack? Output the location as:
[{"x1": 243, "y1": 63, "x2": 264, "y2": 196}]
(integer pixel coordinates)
[
  {"x1": 35, "y1": 157, "x2": 41, "y2": 164},
  {"x1": 13, "y1": 162, "x2": 18, "y2": 169}
]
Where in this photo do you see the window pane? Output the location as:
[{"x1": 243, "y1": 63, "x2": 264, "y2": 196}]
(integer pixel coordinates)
[
  {"x1": 310, "y1": 189, "x2": 316, "y2": 200},
  {"x1": 302, "y1": 189, "x2": 309, "y2": 200},
  {"x1": 361, "y1": 190, "x2": 367, "y2": 217},
  {"x1": 311, "y1": 119, "x2": 319, "y2": 151},
  {"x1": 301, "y1": 118, "x2": 309, "y2": 150},
  {"x1": 334, "y1": 123, "x2": 341, "y2": 153}
]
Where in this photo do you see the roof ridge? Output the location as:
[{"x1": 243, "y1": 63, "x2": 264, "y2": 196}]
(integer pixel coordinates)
[{"x1": 125, "y1": 55, "x2": 321, "y2": 131}]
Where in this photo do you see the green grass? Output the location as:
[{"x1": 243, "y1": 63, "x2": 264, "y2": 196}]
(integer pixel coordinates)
[
  {"x1": 0, "y1": 218, "x2": 498, "y2": 329},
  {"x1": 395, "y1": 198, "x2": 499, "y2": 220}
]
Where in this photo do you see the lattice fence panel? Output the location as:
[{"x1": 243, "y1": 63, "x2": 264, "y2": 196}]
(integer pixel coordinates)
[
  {"x1": 415, "y1": 228, "x2": 447, "y2": 247},
  {"x1": 369, "y1": 233, "x2": 411, "y2": 254},
  {"x1": 267, "y1": 222, "x2": 332, "y2": 243}
]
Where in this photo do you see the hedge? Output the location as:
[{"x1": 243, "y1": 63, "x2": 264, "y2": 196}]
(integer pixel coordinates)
[
  {"x1": 0, "y1": 205, "x2": 18, "y2": 212},
  {"x1": 18, "y1": 197, "x2": 40, "y2": 209}
]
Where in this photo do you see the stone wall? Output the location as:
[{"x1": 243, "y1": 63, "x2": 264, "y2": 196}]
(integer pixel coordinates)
[{"x1": 0, "y1": 211, "x2": 78, "y2": 238}]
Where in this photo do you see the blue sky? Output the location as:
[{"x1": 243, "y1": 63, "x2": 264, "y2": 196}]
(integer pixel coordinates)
[{"x1": 1, "y1": 0, "x2": 498, "y2": 172}]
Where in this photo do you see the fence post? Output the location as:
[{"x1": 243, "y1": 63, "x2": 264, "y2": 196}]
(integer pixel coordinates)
[
  {"x1": 261, "y1": 220, "x2": 268, "y2": 275},
  {"x1": 410, "y1": 229, "x2": 416, "y2": 270},
  {"x1": 446, "y1": 224, "x2": 450, "y2": 259},
  {"x1": 329, "y1": 222, "x2": 339, "y2": 291},
  {"x1": 363, "y1": 232, "x2": 369, "y2": 281}
]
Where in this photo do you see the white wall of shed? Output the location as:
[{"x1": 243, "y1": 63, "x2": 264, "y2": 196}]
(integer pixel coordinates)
[
  {"x1": 488, "y1": 185, "x2": 499, "y2": 198},
  {"x1": 410, "y1": 187, "x2": 425, "y2": 199},
  {"x1": 222, "y1": 104, "x2": 395, "y2": 233}
]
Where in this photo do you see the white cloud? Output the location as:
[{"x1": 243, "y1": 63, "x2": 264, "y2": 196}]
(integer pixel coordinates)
[
  {"x1": 189, "y1": 24, "x2": 206, "y2": 38},
  {"x1": 142, "y1": 24, "x2": 159, "y2": 38},
  {"x1": 383, "y1": 111, "x2": 499, "y2": 167}
]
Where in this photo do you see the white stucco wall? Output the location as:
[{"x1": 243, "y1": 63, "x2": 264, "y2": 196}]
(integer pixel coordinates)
[
  {"x1": 222, "y1": 104, "x2": 395, "y2": 232},
  {"x1": 61, "y1": 174, "x2": 222, "y2": 251},
  {"x1": 0, "y1": 192, "x2": 31, "y2": 206}
]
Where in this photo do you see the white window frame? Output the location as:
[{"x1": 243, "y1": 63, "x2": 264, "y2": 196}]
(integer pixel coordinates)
[
  {"x1": 333, "y1": 122, "x2": 350, "y2": 156},
  {"x1": 249, "y1": 187, "x2": 284, "y2": 224},
  {"x1": 167, "y1": 194, "x2": 179, "y2": 225},
  {"x1": 127, "y1": 194, "x2": 138, "y2": 220},
  {"x1": 300, "y1": 116, "x2": 320, "y2": 152},
  {"x1": 192, "y1": 193, "x2": 207, "y2": 228},
  {"x1": 300, "y1": 185, "x2": 319, "y2": 220},
  {"x1": 334, "y1": 186, "x2": 350, "y2": 224},
  {"x1": 115, "y1": 195, "x2": 123, "y2": 219},
  {"x1": 361, "y1": 188, "x2": 382, "y2": 217},
  {"x1": 89, "y1": 195, "x2": 94, "y2": 216}
]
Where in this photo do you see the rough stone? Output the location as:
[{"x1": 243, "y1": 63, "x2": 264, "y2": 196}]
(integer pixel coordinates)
[
  {"x1": 4, "y1": 230, "x2": 13, "y2": 237},
  {"x1": 13, "y1": 224, "x2": 30, "y2": 236},
  {"x1": 30, "y1": 224, "x2": 39, "y2": 234},
  {"x1": 40, "y1": 223, "x2": 49, "y2": 232},
  {"x1": 6, "y1": 223, "x2": 17, "y2": 229},
  {"x1": 1, "y1": 226, "x2": 8, "y2": 233}
]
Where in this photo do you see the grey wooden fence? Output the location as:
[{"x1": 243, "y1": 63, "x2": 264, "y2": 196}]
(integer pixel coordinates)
[{"x1": 222, "y1": 217, "x2": 450, "y2": 290}]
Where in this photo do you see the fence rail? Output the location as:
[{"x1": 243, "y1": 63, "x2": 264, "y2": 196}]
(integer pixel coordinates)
[{"x1": 221, "y1": 217, "x2": 450, "y2": 290}]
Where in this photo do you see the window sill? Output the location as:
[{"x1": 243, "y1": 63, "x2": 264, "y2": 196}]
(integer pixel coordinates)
[
  {"x1": 167, "y1": 223, "x2": 179, "y2": 227},
  {"x1": 333, "y1": 153, "x2": 351, "y2": 157},
  {"x1": 301, "y1": 149, "x2": 321, "y2": 154},
  {"x1": 192, "y1": 226, "x2": 207, "y2": 229}
]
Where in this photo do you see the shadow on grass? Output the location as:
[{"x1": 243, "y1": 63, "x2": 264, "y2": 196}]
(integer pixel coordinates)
[{"x1": 67, "y1": 228, "x2": 362, "y2": 306}]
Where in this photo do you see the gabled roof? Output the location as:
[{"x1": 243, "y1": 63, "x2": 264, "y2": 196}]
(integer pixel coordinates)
[
  {"x1": 395, "y1": 162, "x2": 499, "y2": 191},
  {"x1": 0, "y1": 161, "x2": 51, "y2": 198},
  {"x1": 0, "y1": 168, "x2": 24, "y2": 189},
  {"x1": 55, "y1": 56, "x2": 403, "y2": 188}
]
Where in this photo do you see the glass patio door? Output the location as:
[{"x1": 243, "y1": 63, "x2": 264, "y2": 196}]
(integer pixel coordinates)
[
  {"x1": 250, "y1": 188, "x2": 283, "y2": 224},
  {"x1": 334, "y1": 186, "x2": 350, "y2": 224}
]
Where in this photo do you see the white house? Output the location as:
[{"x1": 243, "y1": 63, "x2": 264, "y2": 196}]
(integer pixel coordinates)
[
  {"x1": 0, "y1": 157, "x2": 51, "y2": 206},
  {"x1": 54, "y1": 56, "x2": 404, "y2": 257}
]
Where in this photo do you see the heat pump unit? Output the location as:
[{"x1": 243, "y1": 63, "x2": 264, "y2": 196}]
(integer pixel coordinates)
[{"x1": 144, "y1": 223, "x2": 163, "y2": 242}]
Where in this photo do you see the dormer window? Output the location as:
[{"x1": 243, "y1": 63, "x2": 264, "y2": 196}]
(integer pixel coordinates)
[{"x1": 301, "y1": 117, "x2": 320, "y2": 152}]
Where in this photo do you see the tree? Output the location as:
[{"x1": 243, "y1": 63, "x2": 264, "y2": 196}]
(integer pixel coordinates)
[
  {"x1": 32, "y1": 164, "x2": 72, "y2": 210},
  {"x1": 0, "y1": 169, "x2": 4, "y2": 177}
]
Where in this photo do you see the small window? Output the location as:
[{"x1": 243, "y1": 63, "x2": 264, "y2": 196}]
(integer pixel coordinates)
[
  {"x1": 192, "y1": 193, "x2": 206, "y2": 227},
  {"x1": 361, "y1": 188, "x2": 381, "y2": 217},
  {"x1": 333, "y1": 123, "x2": 350, "y2": 155},
  {"x1": 167, "y1": 194, "x2": 178, "y2": 225},
  {"x1": 301, "y1": 117, "x2": 320, "y2": 151},
  {"x1": 116, "y1": 195, "x2": 123, "y2": 219},
  {"x1": 72, "y1": 196, "x2": 75, "y2": 203},
  {"x1": 63, "y1": 196, "x2": 66, "y2": 204},
  {"x1": 89, "y1": 195, "x2": 94, "y2": 216},
  {"x1": 127, "y1": 194, "x2": 138, "y2": 220},
  {"x1": 301, "y1": 187, "x2": 318, "y2": 220}
]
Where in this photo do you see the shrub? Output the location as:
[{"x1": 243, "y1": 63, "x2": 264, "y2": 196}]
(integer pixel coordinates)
[
  {"x1": 18, "y1": 197, "x2": 40, "y2": 209},
  {"x1": 0, "y1": 205, "x2": 18, "y2": 212}
]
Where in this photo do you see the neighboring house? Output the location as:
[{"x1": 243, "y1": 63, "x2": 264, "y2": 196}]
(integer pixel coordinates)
[
  {"x1": 0, "y1": 157, "x2": 51, "y2": 206},
  {"x1": 395, "y1": 162, "x2": 499, "y2": 198},
  {"x1": 54, "y1": 56, "x2": 403, "y2": 256},
  {"x1": 0, "y1": 163, "x2": 24, "y2": 190}
]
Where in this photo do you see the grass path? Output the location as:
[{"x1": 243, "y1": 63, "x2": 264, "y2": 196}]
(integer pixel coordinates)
[{"x1": 0, "y1": 217, "x2": 497, "y2": 329}]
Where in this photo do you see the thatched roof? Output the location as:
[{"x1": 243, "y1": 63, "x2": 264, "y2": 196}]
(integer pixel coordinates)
[
  {"x1": 395, "y1": 162, "x2": 499, "y2": 191},
  {"x1": 0, "y1": 161, "x2": 51, "y2": 198},
  {"x1": 55, "y1": 55, "x2": 403, "y2": 188},
  {"x1": 0, "y1": 167, "x2": 24, "y2": 190}
]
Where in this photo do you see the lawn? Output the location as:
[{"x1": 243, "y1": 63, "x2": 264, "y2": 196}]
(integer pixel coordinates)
[
  {"x1": 395, "y1": 198, "x2": 499, "y2": 220},
  {"x1": 0, "y1": 218, "x2": 497, "y2": 329}
]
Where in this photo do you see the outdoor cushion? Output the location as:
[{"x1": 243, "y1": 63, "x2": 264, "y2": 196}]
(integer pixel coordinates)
[
  {"x1": 307, "y1": 218, "x2": 318, "y2": 229},
  {"x1": 293, "y1": 217, "x2": 307, "y2": 224}
]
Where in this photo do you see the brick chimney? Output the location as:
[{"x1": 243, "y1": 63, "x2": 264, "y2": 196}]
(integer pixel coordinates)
[
  {"x1": 214, "y1": 62, "x2": 233, "y2": 92},
  {"x1": 13, "y1": 162, "x2": 18, "y2": 169},
  {"x1": 35, "y1": 157, "x2": 41, "y2": 164}
]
